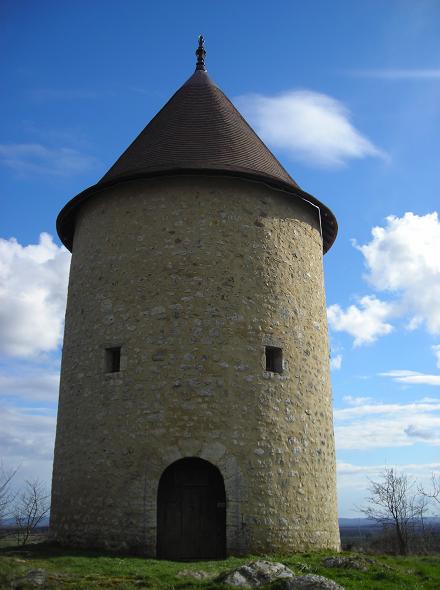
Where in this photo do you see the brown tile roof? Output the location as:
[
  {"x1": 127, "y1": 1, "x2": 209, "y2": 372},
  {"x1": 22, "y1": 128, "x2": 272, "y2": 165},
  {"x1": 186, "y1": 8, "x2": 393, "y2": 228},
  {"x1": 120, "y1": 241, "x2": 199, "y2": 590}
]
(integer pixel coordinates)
[
  {"x1": 57, "y1": 62, "x2": 337, "y2": 252},
  {"x1": 98, "y1": 69, "x2": 299, "y2": 189}
]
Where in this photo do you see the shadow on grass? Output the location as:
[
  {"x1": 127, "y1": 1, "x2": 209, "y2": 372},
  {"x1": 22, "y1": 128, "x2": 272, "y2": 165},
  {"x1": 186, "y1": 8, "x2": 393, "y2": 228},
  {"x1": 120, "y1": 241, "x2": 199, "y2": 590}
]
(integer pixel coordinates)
[{"x1": 0, "y1": 541, "x2": 142, "y2": 561}]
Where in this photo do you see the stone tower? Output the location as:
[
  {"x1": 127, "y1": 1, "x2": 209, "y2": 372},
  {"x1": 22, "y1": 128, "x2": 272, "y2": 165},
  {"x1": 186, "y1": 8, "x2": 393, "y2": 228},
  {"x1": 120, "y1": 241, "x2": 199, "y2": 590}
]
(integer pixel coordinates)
[{"x1": 51, "y1": 37, "x2": 340, "y2": 558}]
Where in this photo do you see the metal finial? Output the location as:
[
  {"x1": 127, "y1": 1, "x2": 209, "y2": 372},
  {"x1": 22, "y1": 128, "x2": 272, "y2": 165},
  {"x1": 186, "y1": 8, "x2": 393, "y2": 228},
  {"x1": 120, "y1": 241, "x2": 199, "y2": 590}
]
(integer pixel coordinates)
[{"x1": 196, "y1": 35, "x2": 206, "y2": 71}]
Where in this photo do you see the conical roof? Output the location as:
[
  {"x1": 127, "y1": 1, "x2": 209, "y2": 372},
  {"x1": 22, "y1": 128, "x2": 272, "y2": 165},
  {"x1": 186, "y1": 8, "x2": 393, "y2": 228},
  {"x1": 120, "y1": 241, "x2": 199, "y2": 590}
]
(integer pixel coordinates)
[
  {"x1": 57, "y1": 39, "x2": 337, "y2": 252},
  {"x1": 99, "y1": 68, "x2": 299, "y2": 189}
]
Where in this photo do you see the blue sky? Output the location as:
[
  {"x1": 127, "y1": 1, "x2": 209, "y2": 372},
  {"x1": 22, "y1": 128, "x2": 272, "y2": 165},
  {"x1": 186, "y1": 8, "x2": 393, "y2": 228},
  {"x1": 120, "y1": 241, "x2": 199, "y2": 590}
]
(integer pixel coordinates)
[{"x1": 1, "y1": 0, "x2": 440, "y2": 517}]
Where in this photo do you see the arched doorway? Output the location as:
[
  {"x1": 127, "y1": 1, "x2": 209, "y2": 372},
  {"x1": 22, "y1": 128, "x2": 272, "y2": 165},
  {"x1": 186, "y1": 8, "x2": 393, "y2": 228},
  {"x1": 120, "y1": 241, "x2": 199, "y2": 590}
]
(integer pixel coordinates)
[{"x1": 157, "y1": 457, "x2": 226, "y2": 560}]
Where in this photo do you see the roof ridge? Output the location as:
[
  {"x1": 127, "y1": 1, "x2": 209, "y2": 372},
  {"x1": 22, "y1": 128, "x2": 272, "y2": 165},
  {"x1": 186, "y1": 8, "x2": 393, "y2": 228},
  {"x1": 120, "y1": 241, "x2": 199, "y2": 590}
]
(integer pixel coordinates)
[{"x1": 217, "y1": 85, "x2": 298, "y2": 188}]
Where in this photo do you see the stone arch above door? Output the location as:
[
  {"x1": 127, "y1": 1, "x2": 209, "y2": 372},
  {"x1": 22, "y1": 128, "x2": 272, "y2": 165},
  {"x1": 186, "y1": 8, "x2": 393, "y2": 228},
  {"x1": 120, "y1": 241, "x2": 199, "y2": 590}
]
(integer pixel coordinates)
[{"x1": 142, "y1": 444, "x2": 248, "y2": 557}]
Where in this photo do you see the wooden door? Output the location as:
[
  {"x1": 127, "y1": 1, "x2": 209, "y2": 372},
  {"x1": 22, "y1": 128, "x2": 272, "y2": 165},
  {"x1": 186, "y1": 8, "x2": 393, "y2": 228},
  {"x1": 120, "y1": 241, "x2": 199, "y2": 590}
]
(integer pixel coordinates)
[{"x1": 157, "y1": 458, "x2": 226, "y2": 560}]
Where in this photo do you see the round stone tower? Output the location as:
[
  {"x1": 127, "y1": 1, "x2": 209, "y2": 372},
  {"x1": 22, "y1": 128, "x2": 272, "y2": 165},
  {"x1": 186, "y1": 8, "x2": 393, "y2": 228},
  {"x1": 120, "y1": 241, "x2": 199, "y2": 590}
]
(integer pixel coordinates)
[{"x1": 51, "y1": 37, "x2": 340, "y2": 558}]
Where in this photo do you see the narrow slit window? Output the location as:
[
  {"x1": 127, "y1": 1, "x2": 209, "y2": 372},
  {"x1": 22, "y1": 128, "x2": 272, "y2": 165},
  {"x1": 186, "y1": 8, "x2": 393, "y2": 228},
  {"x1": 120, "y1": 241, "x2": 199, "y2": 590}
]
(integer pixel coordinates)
[
  {"x1": 105, "y1": 347, "x2": 121, "y2": 373},
  {"x1": 265, "y1": 346, "x2": 283, "y2": 374}
]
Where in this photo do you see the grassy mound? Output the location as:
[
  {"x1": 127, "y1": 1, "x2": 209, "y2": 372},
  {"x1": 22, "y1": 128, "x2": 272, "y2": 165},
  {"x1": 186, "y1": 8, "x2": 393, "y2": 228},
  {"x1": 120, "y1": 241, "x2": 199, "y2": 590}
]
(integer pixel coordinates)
[{"x1": 0, "y1": 543, "x2": 439, "y2": 589}]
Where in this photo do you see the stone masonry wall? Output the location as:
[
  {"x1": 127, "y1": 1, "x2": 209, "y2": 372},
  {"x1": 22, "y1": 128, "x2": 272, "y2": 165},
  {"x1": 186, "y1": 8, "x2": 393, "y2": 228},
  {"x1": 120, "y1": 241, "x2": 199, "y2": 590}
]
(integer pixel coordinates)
[{"x1": 51, "y1": 174, "x2": 340, "y2": 555}]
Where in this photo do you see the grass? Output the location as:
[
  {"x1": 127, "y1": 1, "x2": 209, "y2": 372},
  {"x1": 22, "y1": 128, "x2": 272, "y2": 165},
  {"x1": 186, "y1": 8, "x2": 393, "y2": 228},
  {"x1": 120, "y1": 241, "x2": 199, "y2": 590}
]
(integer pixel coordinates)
[{"x1": 0, "y1": 542, "x2": 439, "y2": 589}]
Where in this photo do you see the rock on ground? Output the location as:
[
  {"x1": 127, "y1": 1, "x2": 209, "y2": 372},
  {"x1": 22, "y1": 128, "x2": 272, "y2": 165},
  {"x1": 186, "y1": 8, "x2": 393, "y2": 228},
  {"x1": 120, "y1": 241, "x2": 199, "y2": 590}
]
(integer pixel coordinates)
[
  {"x1": 10, "y1": 568, "x2": 48, "y2": 588},
  {"x1": 177, "y1": 569, "x2": 212, "y2": 580},
  {"x1": 280, "y1": 574, "x2": 345, "y2": 590},
  {"x1": 322, "y1": 556, "x2": 374, "y2": 571},
  {"x1": 216, "y1": 560, "x2": 295, "y2": 587}
]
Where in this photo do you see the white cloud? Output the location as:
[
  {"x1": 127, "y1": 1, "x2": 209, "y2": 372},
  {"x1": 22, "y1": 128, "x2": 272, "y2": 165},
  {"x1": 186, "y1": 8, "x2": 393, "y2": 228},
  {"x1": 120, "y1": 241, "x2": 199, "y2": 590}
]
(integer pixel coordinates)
[
  {"x1": 327, "y1": 295, "x2": 394, "y2": 346},
  {"x1": 356, "y1": 212, "x2": 440, "y2": 334},
  {"x1": 0, "y1": 370, "x2": 59, "y2": 402},
  {"x1": 337, "y1": 461, "x2": 440, "y2": 516},
  {"x1": 335, "y1": 398, "x2": 440, "y2": 420},
  {"x1": 0, "y1": 233, "x2": 70, "y2": 357},
  {"x1": 351, "y1": 69, "x2": 440, "y2": 80},
  {"x1": 380, "y1": 370, "x2": 440, "y2": 386},
  {"x1": 404, "y1": 424, "x2": 438, "y2": 440},
  {"x1": 0, "y1": 405, "x2": 56, "y2": 462},
  {"x1": 235, "y1": 90, "x2": 384, "y2": 167},
  {"x1": 337, "y1": 461, "x2": 440, "y2": 477},
  {"x1": 337, "y1": 460, "x2": 440, "y2": 516},
  {"x1": 330, "y1": 354, "x2": 342, "y2": 370},
  {"x1": 0, "y1": 405, "x2": 56, "y2": 489},
  {"x1": 337, "y1": 462, "x2": 383, "y2": 477},
  {"x1": 334, "y1": 397, "x2": 440, "y2": 450},
  {"x1": 336, "y1": 415, "x2": 440, "y2": 450},
  {"x1": 432, "y1": 345, "x2": 440, "y2": 369},
  {"x1": 328, "y1": 212, "x2": 440, "y2": 346},
  {"x1": 342, "y1": 395, "x2": 373, "y2": 406},
  {"x1": 0, "y1": 143, "x2": 97, "y2": 176}
]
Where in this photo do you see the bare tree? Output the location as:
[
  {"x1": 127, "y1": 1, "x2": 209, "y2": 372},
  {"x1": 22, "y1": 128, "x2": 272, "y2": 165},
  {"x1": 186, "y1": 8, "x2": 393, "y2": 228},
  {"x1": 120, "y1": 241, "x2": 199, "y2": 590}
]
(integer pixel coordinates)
[
  {"x1": 361, "y1": 467, "x2": 424, "y2": 555},
  {"x1": 419, "y1": 473, "x2": 440, "y2": 509},
  {"x1": 0, "y1": 462, "x2": 17, "y2": 525},
  {"x1": 15, "y1": 479, "x2": 50, "y2": 546}
]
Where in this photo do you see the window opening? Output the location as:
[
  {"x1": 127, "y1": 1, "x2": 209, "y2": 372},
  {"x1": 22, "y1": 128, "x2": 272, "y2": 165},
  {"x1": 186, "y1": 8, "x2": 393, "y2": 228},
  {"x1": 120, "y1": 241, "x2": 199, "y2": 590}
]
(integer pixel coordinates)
[
  {"x1": 265, "y1": 346, "x2": 283, "y2": 374},
  {"x1": 105, "y1": 347, "x2": 121, "y2": 373}
]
